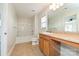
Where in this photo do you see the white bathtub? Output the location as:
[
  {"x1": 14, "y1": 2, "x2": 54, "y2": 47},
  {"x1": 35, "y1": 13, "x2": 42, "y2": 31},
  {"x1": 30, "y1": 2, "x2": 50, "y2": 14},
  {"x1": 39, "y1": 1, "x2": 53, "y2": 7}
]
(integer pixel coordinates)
[{"x1": 16, "y1": 36, "x2": 33, "y2": 44}]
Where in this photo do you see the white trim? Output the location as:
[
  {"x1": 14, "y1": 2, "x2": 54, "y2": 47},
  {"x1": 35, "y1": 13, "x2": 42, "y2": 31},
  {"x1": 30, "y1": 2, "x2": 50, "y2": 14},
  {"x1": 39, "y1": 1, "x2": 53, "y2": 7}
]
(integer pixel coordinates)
[{"x1": 8, "y1": 42, "x2": 16, "y2": 56}]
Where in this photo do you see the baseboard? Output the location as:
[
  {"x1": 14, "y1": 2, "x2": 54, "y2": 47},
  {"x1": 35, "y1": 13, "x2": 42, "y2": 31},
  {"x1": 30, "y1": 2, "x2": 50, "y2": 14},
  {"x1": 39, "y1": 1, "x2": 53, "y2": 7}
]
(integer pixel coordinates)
[{"x1": 8, "y1": 42, "x2": 16, "y2": 56}]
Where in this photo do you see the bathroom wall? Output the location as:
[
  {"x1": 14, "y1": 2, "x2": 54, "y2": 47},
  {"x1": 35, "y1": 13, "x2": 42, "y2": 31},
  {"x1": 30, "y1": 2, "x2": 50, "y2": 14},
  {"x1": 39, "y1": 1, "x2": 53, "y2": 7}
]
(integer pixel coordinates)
[
  {"x1": 37, "y1": 5, "x2": 49, "y2": 33},
  {"x1": 16, "y1": 17, "x2": 34, "y2": 43},
  {"x1": 31, "y1": 5, "x2": 49, "y2": 44},
  {"x1": 7, "y1": 4, "x2": 17, "y2": 55},
  {"x1": 33, "y1": 15, "x2": 39, "y2": 37}
]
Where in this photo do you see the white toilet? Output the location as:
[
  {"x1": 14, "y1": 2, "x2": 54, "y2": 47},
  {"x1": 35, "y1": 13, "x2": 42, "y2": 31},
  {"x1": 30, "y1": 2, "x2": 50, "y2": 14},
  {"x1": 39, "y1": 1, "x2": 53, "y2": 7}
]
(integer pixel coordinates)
[{"x1": 32, "y1": 37, "x2": 39, "y2": 45}]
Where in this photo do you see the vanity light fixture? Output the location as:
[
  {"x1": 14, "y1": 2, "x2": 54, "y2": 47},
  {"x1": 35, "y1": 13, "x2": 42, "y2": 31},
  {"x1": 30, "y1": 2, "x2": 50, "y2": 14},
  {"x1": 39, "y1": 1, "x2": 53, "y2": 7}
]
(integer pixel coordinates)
[{"x1": 49, "y1": 3, "x2": 64, "y2": 11}]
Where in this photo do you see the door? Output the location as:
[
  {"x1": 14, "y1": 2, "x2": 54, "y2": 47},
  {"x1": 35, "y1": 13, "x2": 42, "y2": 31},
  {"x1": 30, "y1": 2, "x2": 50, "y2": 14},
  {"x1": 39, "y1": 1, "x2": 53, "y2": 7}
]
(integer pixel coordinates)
[{"x1": 1, "y1": 4, "x2": 8, "y2": 56}]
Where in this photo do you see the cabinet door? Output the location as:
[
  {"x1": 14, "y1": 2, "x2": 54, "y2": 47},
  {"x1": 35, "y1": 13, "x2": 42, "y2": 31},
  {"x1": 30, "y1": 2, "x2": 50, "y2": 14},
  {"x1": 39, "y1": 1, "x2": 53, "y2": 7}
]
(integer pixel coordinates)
[
  {"x1": 49, "y1": 44, "x2": 54, "y2": 56},
  {"x1": 50, "y1": 44, "x2": 60, "y2": 56},
  {"x1": 43, "y1": 39, "x2": 50, "y2": 56},
  {"x1": 39, "y1": 36, "x2": 44, "y2": 52},
  {"x1": 49, "y1": 39, "x2": 60, "y2": 56},
  {"x1": 54, "y1": 48, "x2": 60, "y2": 56}
]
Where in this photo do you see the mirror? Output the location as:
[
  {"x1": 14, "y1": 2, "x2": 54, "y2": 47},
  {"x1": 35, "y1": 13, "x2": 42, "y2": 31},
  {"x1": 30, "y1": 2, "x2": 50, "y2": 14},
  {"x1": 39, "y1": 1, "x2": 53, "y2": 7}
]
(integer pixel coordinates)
[{"x1": 47, "y1": 3, "x2": 79, "y2": 33}]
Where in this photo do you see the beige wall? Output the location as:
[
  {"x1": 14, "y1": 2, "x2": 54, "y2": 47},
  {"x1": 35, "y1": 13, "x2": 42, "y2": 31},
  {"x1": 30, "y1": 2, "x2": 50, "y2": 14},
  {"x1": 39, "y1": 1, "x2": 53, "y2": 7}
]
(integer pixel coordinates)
[{"x1": 7, "y1": 4, "x2": 17, "y2": 55}]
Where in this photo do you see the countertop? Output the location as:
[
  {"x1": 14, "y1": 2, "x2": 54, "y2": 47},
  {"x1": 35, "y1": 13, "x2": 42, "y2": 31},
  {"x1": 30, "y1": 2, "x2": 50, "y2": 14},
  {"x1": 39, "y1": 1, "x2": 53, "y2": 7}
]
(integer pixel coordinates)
[{"x1": 40, "y1": 32, "x2": 79, "y2": 44}]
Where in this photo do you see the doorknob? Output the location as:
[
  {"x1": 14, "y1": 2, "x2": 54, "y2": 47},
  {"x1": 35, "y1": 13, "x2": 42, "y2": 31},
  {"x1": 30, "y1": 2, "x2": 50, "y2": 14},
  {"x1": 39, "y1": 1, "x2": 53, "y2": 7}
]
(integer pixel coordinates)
[{"x1": 4, "y1": 32, "x2": 7, "y2": 35}]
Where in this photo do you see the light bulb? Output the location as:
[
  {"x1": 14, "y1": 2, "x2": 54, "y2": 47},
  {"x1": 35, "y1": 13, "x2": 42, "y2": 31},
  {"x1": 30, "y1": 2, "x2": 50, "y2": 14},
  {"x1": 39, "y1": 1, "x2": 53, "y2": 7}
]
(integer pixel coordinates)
[
  {"x1": 49, "y1": 3, "x2": 64, "y2": 11},
  {"x1": 52, "y1": 7, "x2": 56, "y2": 11},
  {"x1": 56, "y1": 3, "x2": 60, "y2": 9},
  {"x1": 49, "y1": 4, "x2": 53, "y2": 10},
  {"x1": 52, "y1": 3, "x2": 56, "y2": 11},
  {"x1": 59, "y1": 3, "x2": 64, "y2": 6}
]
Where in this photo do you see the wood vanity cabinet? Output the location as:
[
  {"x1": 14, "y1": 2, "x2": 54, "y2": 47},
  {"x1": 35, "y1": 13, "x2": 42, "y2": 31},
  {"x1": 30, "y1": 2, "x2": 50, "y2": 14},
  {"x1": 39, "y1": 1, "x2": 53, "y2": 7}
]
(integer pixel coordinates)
[
  {"x1": 39, "y1": 34, "x2": 60, "y2": 56},
  {"x1": 39, "y1": 34, "x2": 50, "y2": 55}
]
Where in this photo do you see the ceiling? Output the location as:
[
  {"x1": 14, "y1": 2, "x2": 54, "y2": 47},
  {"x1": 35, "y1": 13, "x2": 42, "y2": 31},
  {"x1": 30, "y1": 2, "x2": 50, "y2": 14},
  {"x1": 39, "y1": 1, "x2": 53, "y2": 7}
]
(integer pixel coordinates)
[{"x1": 13, "y1": 3, "x2": 49, "y2": 18}]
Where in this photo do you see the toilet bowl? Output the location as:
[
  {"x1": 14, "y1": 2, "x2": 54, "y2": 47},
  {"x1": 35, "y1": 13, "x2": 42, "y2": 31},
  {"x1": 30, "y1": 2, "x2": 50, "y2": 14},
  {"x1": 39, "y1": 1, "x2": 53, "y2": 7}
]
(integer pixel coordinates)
[{"x1": 32, "y1": 38, "x2": 38, "y2": 45}]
